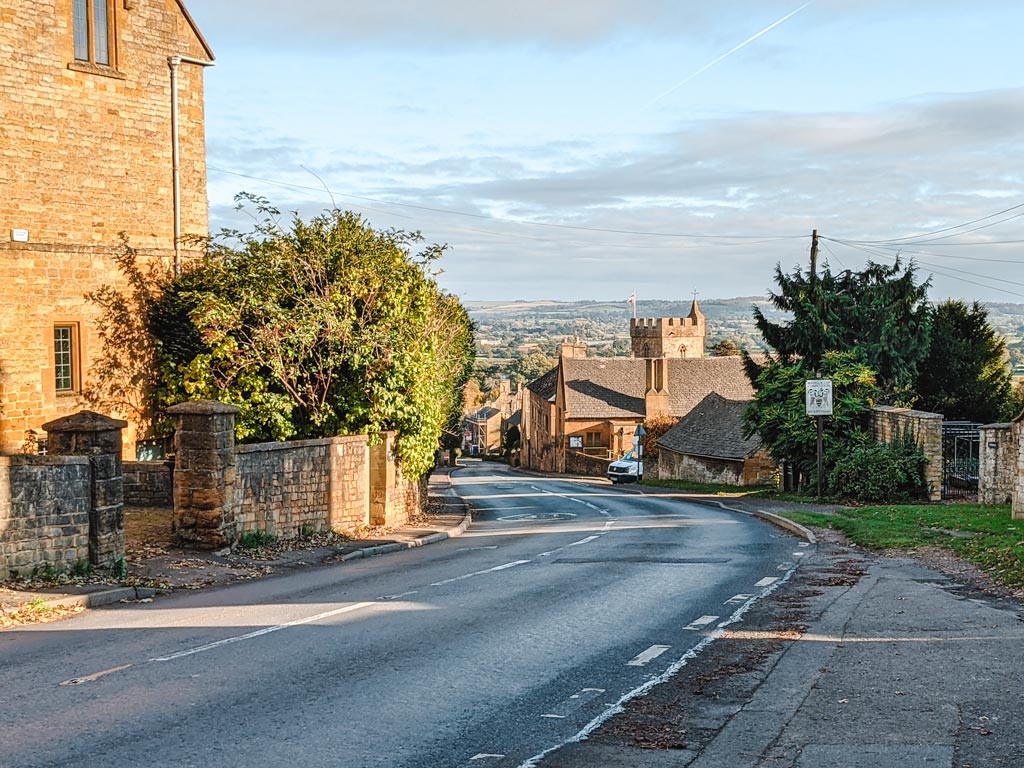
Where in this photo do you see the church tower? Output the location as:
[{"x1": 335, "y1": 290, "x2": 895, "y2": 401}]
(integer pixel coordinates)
[{"x1": 630, "y1": 296, "x2": 706, "y2": 358}]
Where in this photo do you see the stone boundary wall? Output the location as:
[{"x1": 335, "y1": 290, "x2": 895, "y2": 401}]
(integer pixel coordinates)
[
  {"x1": 979, "y1": 423, "x2": 1014, "y2": 506},
  {"x1": 566, "y1": 450, "x2": 612, "y2": 477},
  {"x1": 123, "y1": 461, "x2": 173, "y2": 507},
  {"x1": 233, "y1": 435, "x2": 371, "y2": 539},
  {"x1": 0, "y1": 456, "x2": 91, "y2": 579},
  {"x1": 659, "y1": 449, "x2": 743, "y2": 485},
  {"x1": 235, "y1": 438, "x2": 331, "y2": 538},
  {"x1": 871, "y1": 406, "x2": 943, "y2": 502}
]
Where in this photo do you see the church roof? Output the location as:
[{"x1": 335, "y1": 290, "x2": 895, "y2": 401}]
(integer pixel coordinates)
[
  {"x1": 560, "y1": 356, "x2": 753, "y2": 420},
  {"x1": 657, "y1": 393, "x2": 761, "y2": 460}
]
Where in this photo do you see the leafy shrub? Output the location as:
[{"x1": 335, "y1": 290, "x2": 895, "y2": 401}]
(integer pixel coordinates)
[
  {"x1": 828, "y1": 431, "x2": 928, "y2": 503},
  {"x1": 237, "y1": 530, "x2": 277, "y2": 549}
]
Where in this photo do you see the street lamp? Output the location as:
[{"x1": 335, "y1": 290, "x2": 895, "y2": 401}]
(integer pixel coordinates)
[{"x1": 634, "y1": 423, "x2": 646, "y2": 483}]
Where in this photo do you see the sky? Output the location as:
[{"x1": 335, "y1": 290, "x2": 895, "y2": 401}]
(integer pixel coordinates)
[{"x1": 184, "y1": 1, "x2": 1024, "y2": 304}]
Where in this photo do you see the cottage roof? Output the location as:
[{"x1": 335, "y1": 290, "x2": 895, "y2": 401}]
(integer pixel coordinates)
[
  {"x1": 526, "y1": 367, "x2": 559, "y2": 401},
  {"x1": 657, "y1": 393, "x2": 760, "y2": 460},
  {"x1": 560, "y1": 356, "x2": 754, "y2": 420},
  {"x1": 472, "y1": 406, "x2": 501, "y2": 421}
]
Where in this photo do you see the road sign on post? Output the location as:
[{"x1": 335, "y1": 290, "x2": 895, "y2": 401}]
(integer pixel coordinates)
[
  {"x1": 805, "y1": 380, "x2": 833, "y2": 497},
  {"x1": 805, "y1": 380, "x2": 833, "y2": 416}
]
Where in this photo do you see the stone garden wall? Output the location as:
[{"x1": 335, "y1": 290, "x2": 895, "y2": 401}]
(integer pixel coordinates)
[
  {"x1": 123, "y1": 461, "x2": 173, "y2": 507},
  {"x1": 871, "y1": 406, "x2": 943, "y2": 502},
  {"x1": 0, "y1": 456, "x2": 91, "y2": 579},
  {"x1": 979, "y1": 423, "x2": 1014, "y2": 506}
]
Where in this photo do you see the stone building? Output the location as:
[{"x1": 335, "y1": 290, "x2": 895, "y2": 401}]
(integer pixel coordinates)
[
  {"x1": 0, "y1": 1, "x2": 213, "y2": 456},
  {"x1": 630, "y1": 299, "x2": 706, "y2": 358},
  {"x1": 522, "y1": 301, "x2": 753, "y2": 475},
  {"x1": 656, "y1": 393, "x2": 776, "y2": 486}
]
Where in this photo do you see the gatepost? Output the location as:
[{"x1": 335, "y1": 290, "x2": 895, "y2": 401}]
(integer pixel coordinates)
[
  {"x1": 167, "y1": 400, "x2": 240, "y2": 550},
  {"x1": 42, "y1": 410, "x2": 127, "y2": 568}
]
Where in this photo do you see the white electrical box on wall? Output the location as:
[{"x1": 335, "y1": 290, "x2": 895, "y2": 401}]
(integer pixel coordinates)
[{"x1": 10, "y1": 229, "x2": 29, "y2": 242}]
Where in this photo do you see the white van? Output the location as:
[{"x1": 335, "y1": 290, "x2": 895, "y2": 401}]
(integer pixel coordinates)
[{"x1": 607, "y1": 450, "x2": 643, "y2": 484}]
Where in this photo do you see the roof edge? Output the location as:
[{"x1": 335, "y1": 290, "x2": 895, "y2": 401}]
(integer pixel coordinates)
[{"x1": 176, "y1": 0, "x2": 216, "y2": 61}]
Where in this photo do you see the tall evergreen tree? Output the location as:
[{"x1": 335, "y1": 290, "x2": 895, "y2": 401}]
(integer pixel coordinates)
[
  {"x1": 915, "y1": 300, "x2": 1017, "y2": 422},
  {"x1": 744, "y1": 258, "x2": 931, "y2": 398}
]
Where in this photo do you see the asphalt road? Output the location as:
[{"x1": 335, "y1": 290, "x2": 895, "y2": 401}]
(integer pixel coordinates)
[{"x1": 0, "y1": 462, "x2": 801, "y2": 768}]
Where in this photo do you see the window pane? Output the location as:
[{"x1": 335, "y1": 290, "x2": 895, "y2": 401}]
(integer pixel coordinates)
[
  {"x1": 54, "y1": 327, "x2": 73, "y2": 391},
  {"x1": 92, "y1": 0, "x2": 109, "y2": 65},
  {"x1": 73, "y1": 0, "x2": 89, "y2": 61}
]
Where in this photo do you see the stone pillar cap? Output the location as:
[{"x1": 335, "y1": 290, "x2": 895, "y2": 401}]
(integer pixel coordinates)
[
  {"x1": 42, "y1": 410, "x2": 128, "y2": 433},
  {"x1": 167, "y1": 399, "x2": 241, "y2": 416}
]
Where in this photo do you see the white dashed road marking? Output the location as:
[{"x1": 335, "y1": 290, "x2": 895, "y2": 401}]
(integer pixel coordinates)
[
  {"x1": 754, "y1": 577, "x2": 779, "y2": 587},
  {"x1": 430, "y1": 560, "x2": 530, "y2": 587},
  {"x1": 725, "y1": 594, "x2": 753, "y2": 604},
  {"x1": 627, "y1": 645, "x2": 671, "y2": 667},
  {"x1": 151, "y1": 602, "x2": 377, "y2": 662},
  {"x1": 684, "y1": 615, "x2": 719, "y2": 631}
]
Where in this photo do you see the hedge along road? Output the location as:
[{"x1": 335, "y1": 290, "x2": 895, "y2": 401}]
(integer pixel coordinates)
[{"x1": 0, "y1": 461, "x2": 802, "y2": 768}]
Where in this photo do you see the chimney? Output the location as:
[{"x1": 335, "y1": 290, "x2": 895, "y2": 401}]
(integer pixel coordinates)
[
  {"x1": 644, "y1": 358, "x2": 670, "y2": 418},
  {"x1": 560, "y1": 337, "x2": 587, "y2": 359}
]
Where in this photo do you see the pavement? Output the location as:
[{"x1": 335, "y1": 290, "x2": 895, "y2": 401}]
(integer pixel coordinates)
[
  {"x1": 0, "y1": 465, "x2": 470, "y2": 616},
  {"x1": 540, "y1": 481, "x2": 1024, "y2": 767}
]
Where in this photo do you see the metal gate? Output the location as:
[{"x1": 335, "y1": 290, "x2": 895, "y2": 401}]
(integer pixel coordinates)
[{"x1": 942, "y1": 421, "x2": 981, "y2": 500}]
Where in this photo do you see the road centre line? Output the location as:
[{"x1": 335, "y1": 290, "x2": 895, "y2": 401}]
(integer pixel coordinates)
[
  {"x1": 151, "y1": 602, "x2": 377, "y2": 662},
  {"x1": 684, "y1": 615, "x2": 719, "y2": 631},
  {"x1": 516, "y1": 564, "x2": 799, "y2": 768},
  {"x1": 627, "y1": 645, "x2": 671, "y2": 667},
  {"x1": 470, "y1": 755, "x2": 505, "y2": 761},
  {"x1": 429, "y1": 560, "x2": 530, "y2": 587},
  {"x1": 755, "y1": 577, "x2": 779, "y2": 587}
]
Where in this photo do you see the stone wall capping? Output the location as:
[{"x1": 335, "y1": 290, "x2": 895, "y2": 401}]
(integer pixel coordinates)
[
  {"x1": 167, "y1": 400, "x2": 241, "y2": 416},
  {"x1": 42, "y1": 411, "x2": 129, "y2": 433}
]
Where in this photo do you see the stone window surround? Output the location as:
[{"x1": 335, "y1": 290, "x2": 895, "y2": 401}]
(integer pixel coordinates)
[
  {"x1": 71, "y1": 0, "x2": 123, "y2": 74},
  {"x1": 53, "y1": 322, "x2": 80, "y2": 394}
]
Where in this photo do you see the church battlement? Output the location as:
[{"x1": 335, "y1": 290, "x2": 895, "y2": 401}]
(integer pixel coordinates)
[
  {"x1": 630, "y1": 298, "x2": 706, "y2": 358},
  {"x1": 630, "y1": 317, "x2": 701, "y2": 334}
]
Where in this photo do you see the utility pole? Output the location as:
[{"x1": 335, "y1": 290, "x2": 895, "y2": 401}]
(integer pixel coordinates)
[{"x1": 809, "y1": 228, "x2": 819, "y2": 281}]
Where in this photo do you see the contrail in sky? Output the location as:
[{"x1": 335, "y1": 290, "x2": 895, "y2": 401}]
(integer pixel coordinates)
[{"x1": 645, "y1": 1, "x2": 814, "y2": 108}]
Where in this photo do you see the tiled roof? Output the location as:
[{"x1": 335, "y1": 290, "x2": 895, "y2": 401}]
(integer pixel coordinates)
[
  {"x1": 560, "y1": 356, "x2": 754, "y2": 420},
  {"x1": 526, "y1": 367, "x2": 559, "y2": 400},
  {"x1": 657, "y1": 393, "x2": 760, "y2": 460}
]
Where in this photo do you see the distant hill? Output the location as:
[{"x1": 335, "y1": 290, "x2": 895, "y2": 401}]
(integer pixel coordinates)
[{"x1": 467, "y1": 298, "x2": 1024, "y2": 363}]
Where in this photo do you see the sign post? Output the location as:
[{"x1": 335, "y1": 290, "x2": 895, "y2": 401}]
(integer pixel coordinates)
[
  {"x1": 805, "y1": 379, "x2": 834, "y2": 497},
  {"x1": 634, "y1": 424, "x2": 646, "y2": 483}
]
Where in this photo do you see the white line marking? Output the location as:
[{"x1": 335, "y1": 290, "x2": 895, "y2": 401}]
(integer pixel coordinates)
[
  {"x1": 430, "y1": 560, "x2": 531, "y2": 587},
  {"x1": 793, "y1": 552, "x2": 806, "y2": 557},
  {"x1": 602, "y1": 521, "x2": 615, "y2": 531},
  {"x1": 567, "y1": 535, "x2": 599, "y2": 548},
  {"x1": 151, "y1": 602, "x2": 376, "y2": 662},
  {"x1": 541, "y1": 714, "x2": 567, "y2": 719},
  {"x1": 684, "y1": 615, "x2": 719, "y2": 631},
  {"x1": 457, "y1": 546, "x2": 499, "y2": 551},
  {"x1": 515, "y1": 565, "x2": 799, "y2": 768},
  {"x1": 627, "y1": 644, "x2": 671, "y2": 667},
  {"x1": 570, "y1": 688, "x2": 605, "y2": 698},
  {"x1": 755, "y1": 577, "x2": 779, "y2": 587},
  {"x1": 778, "y1": 562, "x2": 794, "y2": 571},
  {"x1": 470, "y1": 754, "x2": 505, "y2": 761},
  {"x1": 725, "y1": 594, "x2": 754, "y2": 604},
  {"x1": 60, "y1": 664, "x2": 134, "y2": 686},
  {"x1": 798, "y1": 542, "x2": 810, "y2": 547}
]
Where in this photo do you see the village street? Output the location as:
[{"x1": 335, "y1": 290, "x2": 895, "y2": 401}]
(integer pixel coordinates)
[{"x1": 0, "y1": 462, "x2": 797, "y2": 768}]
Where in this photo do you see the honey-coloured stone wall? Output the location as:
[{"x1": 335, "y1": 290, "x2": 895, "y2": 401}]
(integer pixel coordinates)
[{"x1": 0, "y1": 1, "x2": 212, "y2": 456}]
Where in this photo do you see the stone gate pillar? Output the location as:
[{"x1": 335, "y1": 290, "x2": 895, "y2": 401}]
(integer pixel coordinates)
[
  {"x1": 167, "y1": 400, "x2": 240, "y2": 550},
  {"x1": 1011, "y1": 414, "x2": 1024, "y2": 520},
  {"x1": 42, "y1": 411, "x2": 127, "y2": 568}
]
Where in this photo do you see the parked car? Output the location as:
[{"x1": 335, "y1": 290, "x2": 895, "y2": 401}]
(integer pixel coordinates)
[{"x1": 607, "y1": 450, "x2": 643, "y2": 484}]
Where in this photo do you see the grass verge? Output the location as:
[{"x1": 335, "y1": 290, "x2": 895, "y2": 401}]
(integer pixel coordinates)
[{"x1": 777, "y1": 503, "x2": 1024, "y2": 589}]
